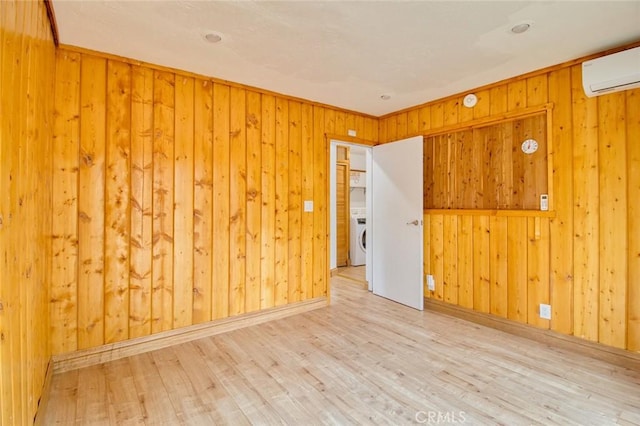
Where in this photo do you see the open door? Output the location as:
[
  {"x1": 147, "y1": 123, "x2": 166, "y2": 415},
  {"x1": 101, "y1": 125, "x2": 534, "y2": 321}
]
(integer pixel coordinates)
[{"x1": 371, "y1": 136, "x2": 423, "y2": 310}]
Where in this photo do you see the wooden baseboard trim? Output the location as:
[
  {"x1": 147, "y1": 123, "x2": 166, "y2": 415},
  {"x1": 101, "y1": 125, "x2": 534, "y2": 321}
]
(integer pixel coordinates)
[
  {"x1": 34, "y1": 358, "x2": 54, "y2": 425},
  {"x1": 53, "y1": 297, "x2": 328, "y2": 374},
  {"x1": 424, "y1": 298, "x2": 640, "y2": 371},
  {"x1": 330, "y1": 268, "x2": 339, "y2": 277}
]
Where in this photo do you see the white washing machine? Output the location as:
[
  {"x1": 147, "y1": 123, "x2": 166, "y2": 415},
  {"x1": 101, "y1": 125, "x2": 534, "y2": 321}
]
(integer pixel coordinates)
[{"x1": 350, "y1": 216, "x2": 366, "y2": 266}]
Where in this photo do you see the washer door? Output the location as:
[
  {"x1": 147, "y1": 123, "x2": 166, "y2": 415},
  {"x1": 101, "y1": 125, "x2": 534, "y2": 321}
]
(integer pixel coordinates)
[{"x1": 359, "y1": 228, "x2": 366, "y2": 252}]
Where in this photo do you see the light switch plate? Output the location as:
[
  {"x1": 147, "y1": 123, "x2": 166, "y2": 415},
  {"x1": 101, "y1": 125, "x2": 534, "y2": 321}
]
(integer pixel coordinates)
[{"x1": 303, "y1": 200, "x2": 313, "y2": 212}]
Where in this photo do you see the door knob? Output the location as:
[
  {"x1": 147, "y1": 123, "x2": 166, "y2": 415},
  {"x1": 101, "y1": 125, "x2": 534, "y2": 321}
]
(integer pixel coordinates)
[{"x1": 406, "y1": 219, "x2": 419, "y2": 226}]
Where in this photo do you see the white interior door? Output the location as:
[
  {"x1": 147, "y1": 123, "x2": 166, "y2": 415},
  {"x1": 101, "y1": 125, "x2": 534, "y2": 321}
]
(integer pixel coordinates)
[{"x1": 371, "y1": 136, "x2": 423, "y2": 310}]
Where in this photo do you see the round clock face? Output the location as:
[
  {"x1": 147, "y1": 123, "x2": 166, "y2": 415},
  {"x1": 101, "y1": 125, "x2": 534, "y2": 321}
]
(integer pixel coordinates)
[{"x1": 521, "y1": 138, "x2": 538, "y2": 154}]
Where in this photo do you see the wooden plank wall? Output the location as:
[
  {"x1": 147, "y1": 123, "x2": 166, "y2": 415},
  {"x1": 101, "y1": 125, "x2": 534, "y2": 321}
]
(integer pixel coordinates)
[
  {"x1": 50, "y1": 48, "x2": 378, "y2": 355},
  {"x1": 380, "y1": 69, "x2": 640, "y2": 352},
  {"x1": 424, "y1": 114, "x2": 548, "y2": 209},
  {"x1": 0, "y1": 0, "x2": 56, "y2": 424}
]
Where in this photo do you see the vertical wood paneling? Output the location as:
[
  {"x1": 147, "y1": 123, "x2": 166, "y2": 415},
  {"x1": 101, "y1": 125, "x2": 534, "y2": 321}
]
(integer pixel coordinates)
[
  {"x1": 627, "y1": 88, "x2": 640, "y2": 351},
  {"x1": 260, "y1": 95, "x2": 276, "y2": 309},
  {"x1": 288, "y1": 101, "x2": 302, "y2": 303},
  {"x1": 442, "y1": 215, "x2": 458, "y2": 304},
  {"x1": 274, "y1": 98, "x2": 289, "y2": 306},
  {"x1": 129, "y1": 65, "x2": 154, "y2": 338},
  {"x1": 104, "y1": 60, "x2": 131, "y2": 343},
  {"x1": 507, "y1": 80, "x2": 527, "y2": 111},
  {"x1": 192, "y1": 79, "x2": 214, "y2": 324},
  {"x1": 430, "y1": 103, "x2": 444, "y2": 129},
  {"x1": 548, "y1": 68, "x2": 574, "y2": 335},
  {"x1": 424, "y1": 213, "x2": 432, "y2": 297},
  {"x1": 472, "y1": 90, "x2": 491, "y2": 119},
  {"x1": 489, "y1": 85, "x2": 508, "y2": 115},
  {"x1": 443, "y1": 99, "x2": 459, "y2": 126},
  {"x1": 300, "y1": 104, "x2": 314, "y2": 300},
  {"x1": 245, "y1": 91, "x2": 262, "y2": 313},
  {"x1": 151, "y1": 71, "x2": 175, "y2": 332},
  {"x1": 1, "y1": 1, "x2": 55, "y2": 421},
  {"x1": 571, "y1": 65, "x2": 599, "y2": 342},
  {"x1": 598, "y1": 93, "x2": 627, "y2": 349},
  {"x1": 212, "y1": 83, "x2": 230, "y2": 319},
  {"x1": 78, "y1": 56, "x2": 106, "y2": 349},
  {"x1": 229, "y1": 87, "x2": 247, "y2": 315},
  {"x1": 528, "y1": 217, "x2": 550, "y2": 329},
  {"x1": 526, "y1": 75, "x2": 548, "y2": 106},
  {"x1": 418, "y1": 105, "x2": 431, "y2": 133},
  {"x1": 51, "y1": 51, "x2": 80, "y2": 354},
  {"x1": 396, "y1": 112, "x2": 408, "y2": 139},
  {"x1": 430, "y1": 215, "x2": 444, "y2": 301},
  {"x1": 313, "y1": 107, "x2": 327, "y2": 298},
  {"x1": 473, "y1": 216, "x2": 490, "y2": 313},
  {"x1": 507, "y1": 217, "x2": 527, "y2": 323},
  {"x1": 489, "y1": 217, "x2": 508, "y2": 318},
  {"x1": 425, "y1": 115, "x2": 546, "y2": 210},
  {"x1": 457, "y1": 216, "x2": 473, "y2": 309},
  {"x1": 173, "y1": 76, "x2": 195, "y2": 327}
]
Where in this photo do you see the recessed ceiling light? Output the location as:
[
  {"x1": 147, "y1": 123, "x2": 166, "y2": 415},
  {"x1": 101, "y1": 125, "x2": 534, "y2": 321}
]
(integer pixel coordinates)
[
  {"x1": 380, "y1": 94, "x2": 391, "y2": 100},
  {"x1": 204, "y1": 32, "x2": 223, "y2": 43},
  {"x1": 511, "y1": 22, "x2": 531, "y2": 34}
]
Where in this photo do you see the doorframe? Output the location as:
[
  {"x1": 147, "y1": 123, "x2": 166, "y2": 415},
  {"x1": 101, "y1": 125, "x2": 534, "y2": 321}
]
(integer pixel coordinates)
[{"x1": 328, "y1": 137, "x2": 374, "y2": 291}]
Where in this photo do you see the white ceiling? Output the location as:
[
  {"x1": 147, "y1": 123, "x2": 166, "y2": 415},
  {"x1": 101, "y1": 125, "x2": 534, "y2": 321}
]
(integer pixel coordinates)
[{"x1": 52, "y1": 1, "x2": 640, "y2": 116}]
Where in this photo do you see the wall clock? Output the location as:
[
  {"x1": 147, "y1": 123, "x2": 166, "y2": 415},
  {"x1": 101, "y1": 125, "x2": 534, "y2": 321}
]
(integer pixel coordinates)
[{"x1": 521, "y1": 138, "x2": 538, "y2": 154}]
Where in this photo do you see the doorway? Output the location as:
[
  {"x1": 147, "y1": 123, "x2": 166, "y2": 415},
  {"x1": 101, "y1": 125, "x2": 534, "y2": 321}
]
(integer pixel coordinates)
[{"x1": 330, "y1": 140, "x2": 372, "y2": 289}]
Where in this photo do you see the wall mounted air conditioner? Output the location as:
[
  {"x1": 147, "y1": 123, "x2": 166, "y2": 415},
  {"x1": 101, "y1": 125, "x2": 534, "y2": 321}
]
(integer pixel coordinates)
[{"x1": 582, "y1": 46, "x2": 640, "y2": 97}]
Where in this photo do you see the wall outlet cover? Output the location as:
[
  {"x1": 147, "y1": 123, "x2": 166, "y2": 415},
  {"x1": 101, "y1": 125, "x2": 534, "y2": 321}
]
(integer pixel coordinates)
[{"x1": 539, "y1": 303, "x2": 551, "y2": 320}]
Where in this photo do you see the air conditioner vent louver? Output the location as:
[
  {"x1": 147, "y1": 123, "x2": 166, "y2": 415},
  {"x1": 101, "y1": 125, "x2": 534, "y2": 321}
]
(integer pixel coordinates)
[{"x1": 582, "y1": 46, "x2": 640, "y2": 97}]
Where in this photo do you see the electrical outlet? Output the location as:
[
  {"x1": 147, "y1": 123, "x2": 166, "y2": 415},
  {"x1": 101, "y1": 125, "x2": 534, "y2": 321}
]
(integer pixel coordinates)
[
  {"x1": 426, "y1": 275, "x2": 435, "y2": 292},
  {"x1": 539, "y1": 303, "x2": 551, "y2": 320}
]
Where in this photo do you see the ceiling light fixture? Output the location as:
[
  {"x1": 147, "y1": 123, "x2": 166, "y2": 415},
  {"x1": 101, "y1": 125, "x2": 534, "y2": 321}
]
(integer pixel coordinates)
[
  {"x1": 204, "y1": 32, "x2": 223, "y2": 43},
  {"x1": 510, "y1": 22, "x2": 531, "y2": 34}
]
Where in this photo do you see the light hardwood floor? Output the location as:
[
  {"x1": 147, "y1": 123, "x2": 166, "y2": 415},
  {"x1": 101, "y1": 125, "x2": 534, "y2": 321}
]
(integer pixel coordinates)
[
  {"x1": 41, "y1": 276, "x2": 640, "y2": 425},
  {"x1": 336, "y1": 265, "x2": 367, "y2": 285}
]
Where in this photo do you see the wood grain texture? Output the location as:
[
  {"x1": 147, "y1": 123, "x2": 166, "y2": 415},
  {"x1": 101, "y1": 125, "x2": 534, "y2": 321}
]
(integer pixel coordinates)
[
  {"x1": 571, "y1": 64, "x2": 599, "y2": 342},
  {"x1": 1, "y1": 0, "x2": 56, "y2": 422},
  {"x1": 174, "y1": 76, "x2": 195, "y2": 327},
  {"x1": 152, "y1": 70, "x2": 175, "y2": 332},
  {"x1": 245, "y1": 91, "x2": 262, "y2": 313},
  {"x1": 104, "y1": 60, "x2": 131, "y2": 344},
  {"x1": 424, "y1": 114, "x2": 547, "y2": 209},
  {"x1": 627, "y1": 88, "x2": 640, "y2": 352},
  {"x1": 229, "y1": 87, "x2": 247, "y2": 315},
  {"x1": 129, "y1": 65, "x2": 154, "y2": 339},
  {"x1": 548, "y1": 68, "x2": 574, "y2": 335},
  {"x1": 193, "y1": 79, "x2": 214, "y2": 323},
  {"x1": 78, "y1": 55, "x2": 106, "y2": 349},
  {"x1": 42, "y1": 278, "x2": 640, "y2": 425},
  {"x1": 388, "y1": 49, "x2": 637, "y2": 352},
  {"x1": 51, "y1": 48, "x2": 369, "y2": 359},
  {"x1": 598, "y1": 92, "x2": 627, "y2": 349},
  {"x1": 212, "y1": 83, "x2": 230, "y2": 320},
  {"x1": 51, "y1": 51, "x2": 80, "y2": 354}
]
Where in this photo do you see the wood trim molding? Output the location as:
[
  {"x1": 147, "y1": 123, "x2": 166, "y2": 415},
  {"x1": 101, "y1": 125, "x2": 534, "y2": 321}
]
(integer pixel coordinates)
[
  {"x1": 52, "y1": 297, "x2": 327, "y2": 374},
  {"x1": 33, "y1": 359, "x2": 54, "y2": 425},
  {"x1": 422, "y1": 104, "x2": 553, "y2": 139},
  {"x1": 43, "y1": 0, "x2": 59, "y2": 46},
  {"x1": 424, "y1": 298, "x2": 640, "y2": 371},
  {"x1": 424, "y1": 209, "x2": 556, "y2": 218},
  {"x1": 326, "y1": 133, "x2": 377, "y2": 146}
]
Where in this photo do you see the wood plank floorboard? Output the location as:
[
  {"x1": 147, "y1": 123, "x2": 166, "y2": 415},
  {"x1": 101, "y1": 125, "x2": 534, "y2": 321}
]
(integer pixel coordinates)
[{"x1": 42, "y1": 276, "x2": 640, "y2": 425}]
